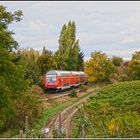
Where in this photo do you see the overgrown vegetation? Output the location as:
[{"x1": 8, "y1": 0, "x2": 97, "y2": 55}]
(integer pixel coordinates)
[{"x1": 71, "y1": 81, "x2": 140, "y2": 138}]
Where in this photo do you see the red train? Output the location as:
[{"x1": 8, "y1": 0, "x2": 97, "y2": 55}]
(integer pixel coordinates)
[{"x1": 44, "y1": 70, "x2": 88, "y2": 92}]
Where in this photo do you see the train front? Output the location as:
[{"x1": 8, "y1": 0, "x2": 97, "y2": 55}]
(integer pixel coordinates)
[{"x1": 44, "y1": 70, "x2": 58, "y2": 92}]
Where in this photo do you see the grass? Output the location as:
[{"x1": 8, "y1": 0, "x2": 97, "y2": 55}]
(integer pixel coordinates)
[
  {"x1": 32, "y1": 86, "x2": 98, "y2": 132},
  {"x1": 33, "y1": 85, "x2": 103, "y2": 130},
  {"x1": 34, "y1": 101, "x2": 72, "y2": 130}
]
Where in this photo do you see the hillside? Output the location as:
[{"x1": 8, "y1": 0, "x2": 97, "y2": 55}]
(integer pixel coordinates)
[{"x1": 71, "y1": 81, "x2": 140, "y2": 138}]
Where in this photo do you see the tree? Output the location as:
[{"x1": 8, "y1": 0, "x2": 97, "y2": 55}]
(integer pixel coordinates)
[
  {"x1": 55, "y1": 23, "x2": 69, "y2": 70},
  {"x1": 111, "y1": 56, "x2": 123, "y2": 67},
  {"x1": 42, "y1": 46, "x2": 48, "y2": 54},
  {"x1": 0, "y1": 5, "x2": 25, "y2": 130},
  {"x1": 85, "y1": 51, "x2": 115, "y2": 83},
  {"x1": 0, "y1": 48, "x2": 28, "y2": 131},
  {"x1": 37, "y1": 49, "x2": 57, "y2": 75},
  {"x1": 67, "y1": 39, "x2": 79, "y2": 70},
  {"x1": 128, "y1": 51, "x2": 140, "y2": 80},
  {"x1": 110, "y1": 60, "x2": 130, "y2": 83},
  {"x1": 55, "y1": 21, "x2": 84, "y2": 71},
  {"x1": 0, "y1": 5, "x2": 23, "y2": 51},
  {"x1": 0, "y1": 6, "x2": 44, "y2": 135},
  {"x1": 77, "y1": 49, "x2": 84, "y2": 71},
  {"x1": 16, "y1": 48, "x2": 40, "y2": 84}
]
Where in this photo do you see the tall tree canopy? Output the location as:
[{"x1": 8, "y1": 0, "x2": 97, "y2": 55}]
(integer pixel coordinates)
[
  {"x1": 55, "y1": 21, "x2": 84, "y2": 71},
  {"x1": 0, "y1": 5, "x2": 28, "y2": 131},
  {"x1": 0, "y1": 5, "x2": 23, "y2": 51}
]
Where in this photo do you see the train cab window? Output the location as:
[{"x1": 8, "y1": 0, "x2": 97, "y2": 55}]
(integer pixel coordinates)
[{"x1": 46, "y1": 75, "x2": 56, "y2": 83}]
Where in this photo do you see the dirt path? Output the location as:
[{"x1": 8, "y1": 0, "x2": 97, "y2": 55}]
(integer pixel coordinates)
[{"x1": 44, "y1": 88, "x2": 97, "y2": 138}]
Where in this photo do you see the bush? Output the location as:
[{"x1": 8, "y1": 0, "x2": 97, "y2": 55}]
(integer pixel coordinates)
[
  {"x1": 1, "y1": 88, "x2": 44, "y2": 137},
  {"x1": 109, "y1": 62, "x2": 130, "y2": 83},
  {"x1": 69, "y1": 90, "x2": 77, "y2": 97},
  {"x1": 31, "y1": 85, "x2": 44, "y2": 95}
]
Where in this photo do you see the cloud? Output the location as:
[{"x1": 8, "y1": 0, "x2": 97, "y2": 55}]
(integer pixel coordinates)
[
  {"x1": 28, "y1": 20, "x2": 51, "y2": 31},
  {"x1": 2, "y1": 1, "x2": 140, "y2": 60},
  {"x1": 120, "y1": 34, "x2": 140, "y2": 45}
]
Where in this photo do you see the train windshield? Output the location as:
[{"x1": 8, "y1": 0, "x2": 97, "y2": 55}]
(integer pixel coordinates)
[{"x1": 46, "y1": 75, "x2": 56, "y2": 83}]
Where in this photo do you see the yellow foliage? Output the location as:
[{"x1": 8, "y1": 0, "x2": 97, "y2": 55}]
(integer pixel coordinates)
[
  {"x1": 85, "y1": 51, "x2": 115, "y2": 82},
  {"x1": 108, "y1": 119, "x2": 119, "y2": 135}
]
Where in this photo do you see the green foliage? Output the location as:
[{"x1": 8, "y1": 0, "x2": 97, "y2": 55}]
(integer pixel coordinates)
[
  {"x1": 55, "y1": 21, "x2": 84, "y2": 70},
  {"x1": 111, "y1": 56, "x2": 123, "y2": 67},
  {"x1": 0, "y1": 6, "x2": 44, "y2": 137},
  {"x1": 0, "y1": 5, "x2": 23, "y2": 51},
  {"x1": 69, "y1": 90, "x2": 77, "y2": 97},
  {"x1": 128, "y1": 51, "x2": 140, "y2": 80},
  {"x1": 16, "y1": 48, "x2": 40, "y2": 84},
  {"x1": 37, "y1": 48, "x2": 57, "y2": 75},
  {"x1": 34, "y1": 103, "x2": 68, "y2": 130},
  {"x1": 77, "y1": 50, "x2": 84, "y2": 71},
  {"x1": 74, "y1": 107, "x2": 89, "y2": 138},
  {"x1": 10, "y1": 89, "x2": 43, "y2": 131},
  {"x1": 110, "y1": 61, "x2": 130, "y2": 83},
  {"x1": 83, "y1": 81, "x2": 140, "y2": 138},
  {"x1": 0, "y1": 48, "x2": 28, "y2": 131},
  {"x1": 85, "y1": 51, "x2": 115, "y2": 83}
]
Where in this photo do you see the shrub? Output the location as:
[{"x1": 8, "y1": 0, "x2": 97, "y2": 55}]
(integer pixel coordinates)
[
  {"x1": 69, "y1": 90, "x2": 77, "y2": 97},
  {"x1": 5, "y1": 89, "x2": 44, "y2": 136},
  {"x1": 31, "y1": 85, "x2": 44, "y2": 95}
]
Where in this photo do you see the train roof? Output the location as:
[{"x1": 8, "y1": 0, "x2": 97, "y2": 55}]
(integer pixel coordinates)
[{"x1": 46, "y1": 70, "x2": 85, "y2": 76}]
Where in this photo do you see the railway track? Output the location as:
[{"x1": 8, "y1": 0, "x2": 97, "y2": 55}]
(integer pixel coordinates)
[
  {"x1": 44, "y1": 88, "x2": 97, "y2": 138},
  {"x1": 40, "y1": 92, "x2": 70, "y2": 101},
  {"x1": 40, "y1": 87, "x2": 80, "y2": 101},
  {"x1": 40, "y1": 83, "x2": 107, "y2": 102}
]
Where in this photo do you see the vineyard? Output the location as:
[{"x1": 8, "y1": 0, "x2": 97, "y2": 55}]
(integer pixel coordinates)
[{"x1": 70, "y1": 80, "x2": 140, "y2": 138}]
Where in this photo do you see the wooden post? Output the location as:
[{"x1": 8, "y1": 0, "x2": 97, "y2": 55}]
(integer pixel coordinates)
[
  {"x1": 25, "y1": 116, "x2": 28, "y2": 138},
  {"x1": 19, "y1": 130, "x2": 23, "y2": 138},
  {"x1": 81, "y1": 105, "x2": 86, "y2": 138},
  {"x1": 58, "y1": 113, "x2": 62, "y2": 137},
  {"x1": 44, "y1": 121, "x2": 46, "y2": 134}
]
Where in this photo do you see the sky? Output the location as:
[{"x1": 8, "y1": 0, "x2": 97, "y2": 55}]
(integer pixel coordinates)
[{"x1": 1, "y1": 1, "x2": 140, "y2": 61}]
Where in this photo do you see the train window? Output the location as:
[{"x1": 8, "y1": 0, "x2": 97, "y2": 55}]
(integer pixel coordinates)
[
  {"x1": 52, "y1": 77, "x2": 56, "y2": 82},
  {"x1": 46, "y1": 76, "x2": 56, "y2": 83}
]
